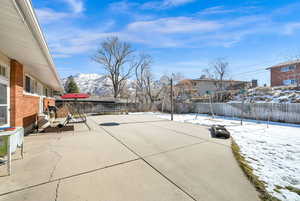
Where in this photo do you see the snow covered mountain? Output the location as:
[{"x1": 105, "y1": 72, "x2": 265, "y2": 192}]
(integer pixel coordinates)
[
  {"x1": 62, "y1": 73, "x2": 135, "y2": 96},
  {"x1": 62, "y1": 73, "x2": 112, "y2": 96}
]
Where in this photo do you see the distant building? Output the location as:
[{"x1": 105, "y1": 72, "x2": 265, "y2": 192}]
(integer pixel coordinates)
[
  {"x1": 267, "y1": 60, "x2": 300, "y2": 87},
  {"x1": 251, "y1": 79, "x2": 258, "y2": 88},
  {"x1": 177, "y1": 78, "x2": 250, "y2": 97}
]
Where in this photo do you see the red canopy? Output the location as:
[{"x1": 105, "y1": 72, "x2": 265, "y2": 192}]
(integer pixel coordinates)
[{"x1": 61, "y1": 93, "x2": 90, "y2": 99}]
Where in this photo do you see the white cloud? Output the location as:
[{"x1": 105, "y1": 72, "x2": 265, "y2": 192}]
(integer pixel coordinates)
[
  {"x1": 40, "y1": 2, "x2": 300, "y2": 58},
  {"x1": 199, "y1": 6, "x2": 236, "y2": 15},
  {"x1": 283, "y1": 22, "x2": 300, "y2": 35},
  {"x1": 109, "y1": 1, "x2": 137, "y2": 13},
  {"x1": 43, "y1": 14, "x2": 276, "y2": 56},
  {"x1": 36, "y1": 0, "x2": 85, "y2": 24},
  {"x1": 198, "y1": 6, "x2": 257, "y2": 15},
  {"x1": 123, "y1": 15, "x2": 271, "y2": 48},
  {"x1": 127, "y1": 17, "x2": 221, "y2": 34},
  {"x1": 36, "y1": 9, "x2": 70, "y2": 24},
  {"x1": 63, "y1": 0, "x2": 84, "y2": 13},
  {"x1": 142, "y1": 0, "x2": 195, "y2": 9},
  {"x1": 162, "y1": 0, "x2": 195, "y2": 7},
  {"x1": 52, "y1": 54, "x2": 72, "y2": 58}
]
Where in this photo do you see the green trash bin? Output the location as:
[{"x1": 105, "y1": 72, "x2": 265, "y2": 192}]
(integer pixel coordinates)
[{"x1": 0, "y1": 136, "x2": 8, "y2": 157}]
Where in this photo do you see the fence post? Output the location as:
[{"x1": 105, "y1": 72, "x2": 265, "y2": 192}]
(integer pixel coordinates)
[
  {"x1": 240, "y1": 95, "x2": 245, "y2": 125},
  {"x1": 170, "y1": 78, "x2": 174, "y2": 121}
]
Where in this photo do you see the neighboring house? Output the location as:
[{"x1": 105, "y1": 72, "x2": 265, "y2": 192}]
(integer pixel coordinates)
[
  {"x1": 267, "y1": 60, "x2": 300, "y2": 87},
  {"x1": 177, "y1": 78, "x2": 250, "y2": 97},
  {"x1": 0, "y1": 0, "x2": 63, "y2": 132}
]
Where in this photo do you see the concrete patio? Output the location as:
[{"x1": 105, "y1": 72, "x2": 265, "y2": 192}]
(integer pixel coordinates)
[{"x1": 0, "y1": 114, "x2": 259, "y2": 201}]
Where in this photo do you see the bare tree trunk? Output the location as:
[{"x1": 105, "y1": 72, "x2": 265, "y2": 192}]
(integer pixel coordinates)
[{"x1": 92, "y1": 37, "x2": 135, "y2": 99}]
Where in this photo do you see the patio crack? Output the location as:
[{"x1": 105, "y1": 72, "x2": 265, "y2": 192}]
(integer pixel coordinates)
[
  {"x1": 0, "y1": 158, "x2": 139, "y2": 197},
  {"x1": 49, "y1": 147, "x2": 62, "y2": 181},
  {"x1": 54, "y1": 180, "x2": 61, "y2": 201}
]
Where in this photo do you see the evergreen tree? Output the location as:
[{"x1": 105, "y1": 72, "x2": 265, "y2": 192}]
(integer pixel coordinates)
[{"x1": 65, "y1": 76, "x2": 79, "y2": 93}]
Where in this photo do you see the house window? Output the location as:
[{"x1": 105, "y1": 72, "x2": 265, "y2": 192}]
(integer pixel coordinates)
[
  {"x1": 43, "y1": 86, "x2": 49, "y2": 97},
  {"x1": 37, "y1": 83, "x2": 43, "y2": 95},
  {"x1": 25, "y1": 75, "x2": 38, "y2": 94},
  {"x1": 281, "y1": 65, "x2": 296, "y2": 72},
  {"x1": 25, "y1": 76, "x2": 31, "y2": 93},
  {"x1": 0, "y1": 64, "x2": 9, "y2": 126},
  {"x1": 0, "y1": 83, "x2": 8, "y2": 126},
  {"x1": 283, "y1": 79, "x2": 297, "y2": 85},
  {"x1": 0, "y1": 64, "x2": 7, "y2": 78}
]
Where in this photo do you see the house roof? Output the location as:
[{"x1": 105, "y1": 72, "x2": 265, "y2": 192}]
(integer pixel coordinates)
[
  {"x1": 61, "y1": 93, "x2": 90, "y2": 99},
  {"x1": 266, "y1": 59, "x2": 300, "y2": 70},
  {"x1": 190, "y1": 78, "x2": 248, "y2": 83},
  {"x1": 0, "y1": 0, "x2": 63, "y2": 91}
]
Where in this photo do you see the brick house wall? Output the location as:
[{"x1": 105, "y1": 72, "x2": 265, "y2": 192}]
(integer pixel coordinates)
[
  {"x1": 270, "y1": 63, "x2": 300, "y2": 86},
  {"x1": 10, "y1": 59, "x2": 55, "y2": 129},
  {"x1": 22, "y1": 95, "x2": 39, "y2": 127},
  {"x1": 10, "y1": 59, "x2": 24, "y2": 127},
  {"x1": 43, "y1": 97, "x2": 55, "y2": 111}
]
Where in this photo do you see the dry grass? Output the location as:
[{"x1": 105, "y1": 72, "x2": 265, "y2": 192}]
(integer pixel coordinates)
[
  {"x1": 274, "y1": 185, "x2": 300, "y2": 196},
  {"x1": 286, "y1": 186, "x2": 300, "y2": 196},
  {"x1": 231, "y1": 140, "x2": 281, "y2": 201}
]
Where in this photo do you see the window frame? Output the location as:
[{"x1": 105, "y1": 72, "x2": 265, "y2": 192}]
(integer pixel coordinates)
[
  {"x1": 283, "y1": 79, "x2": 297, "y2": 85},
  {"x1": 24, "y1": 73, "x2": 54, "y2": 98},
  {"x1": 281, "y1": 65, "x2": 296, "y2": 72},
  {"x1": 0, "y1": 63, "x2": 10, "y2": 128}
]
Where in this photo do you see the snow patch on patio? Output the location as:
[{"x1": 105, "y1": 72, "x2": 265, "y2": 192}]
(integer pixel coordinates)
[{"x1": 130, "y1": 112, "x2": 300, "y2": 201}]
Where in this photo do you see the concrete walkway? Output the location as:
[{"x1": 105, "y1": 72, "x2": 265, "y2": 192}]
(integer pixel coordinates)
[{"x1": 0, "y1": 114, "x2": 259, "y2": 201}]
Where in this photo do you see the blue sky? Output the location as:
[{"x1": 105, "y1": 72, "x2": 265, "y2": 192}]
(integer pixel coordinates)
[{"x1": 32, "y1": 0, "x2": 300, "y2": 85}]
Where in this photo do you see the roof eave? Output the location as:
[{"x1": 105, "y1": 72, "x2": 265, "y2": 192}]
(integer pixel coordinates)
[{"x1": 17, "y1": 0, "x2": 63, "y2": 91}]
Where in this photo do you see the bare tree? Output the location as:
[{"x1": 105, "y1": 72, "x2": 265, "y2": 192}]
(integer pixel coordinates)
[
  {"x1": 158, "y1": 73, "x2": 185, "y2": 112},
  {"x1": 211, "y1": 58, "x2": 229, "y2": 90},
  {"x1": 93, "y1": 37, "x2": 135, "y2": 99},
  {"x1": 134, "y1": 54, "x2": 166, "y2": 110},
  {"x1": 175, "y1": 79, "x2": 193, "y2": 100},
  {"x1": 134, "y1": 54, "x2": 152, "y2": 104},
  {"x1": 203, "y1": 58, "x2": 229, "y2": 91}
]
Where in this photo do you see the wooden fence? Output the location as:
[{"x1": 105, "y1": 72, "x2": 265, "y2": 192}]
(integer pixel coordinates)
[
  {"x1": 56, "y1": 100, "x2": 300, "y2": 124},
  {"x1": 194, "y1": 103, "x2": 300, "y2": 124},
  {"x1": 56, "y1": 100, "x2": 140, "y2": 114}
]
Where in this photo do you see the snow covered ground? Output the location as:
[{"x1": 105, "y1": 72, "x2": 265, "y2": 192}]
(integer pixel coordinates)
[
  {"x1": 131, "y1": 112, "x2": 300, "y2": 201},
  {"x1": 229, "y1": 87, "x2": 300, "y2": 103}
]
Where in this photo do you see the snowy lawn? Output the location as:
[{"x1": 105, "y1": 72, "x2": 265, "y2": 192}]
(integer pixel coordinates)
[{"x1": 130, "y1": 112, "x2": 300, "y2": 201}]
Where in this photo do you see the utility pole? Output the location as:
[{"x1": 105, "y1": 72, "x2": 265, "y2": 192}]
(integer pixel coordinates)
[
  {"x1": 240, "y1": 89, "x2": 246, "y2": 125},
  {"x1": 170, "y1": 77, "x2": 174, "y2": 121}
]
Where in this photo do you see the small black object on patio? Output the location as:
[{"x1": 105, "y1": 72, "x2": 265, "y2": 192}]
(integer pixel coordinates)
[
  {"x1": 100, "y1": 122, "x2": 120, "y2": 126},
  {"x1": 211, "y1": 125, "x2": 231, "y2": 139}
]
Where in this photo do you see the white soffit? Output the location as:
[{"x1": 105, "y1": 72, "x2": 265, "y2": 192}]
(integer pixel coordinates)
[{"x1": 0, "y1": 0, "x2": 63, "y2": 91}]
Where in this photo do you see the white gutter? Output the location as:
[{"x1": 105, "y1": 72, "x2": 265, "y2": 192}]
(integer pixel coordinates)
[{"x1": 13, "y1": 0, "x2": 63, "y2": 91}]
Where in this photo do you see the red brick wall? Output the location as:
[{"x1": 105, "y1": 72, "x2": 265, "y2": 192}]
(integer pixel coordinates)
[
  {"x1": 10, "y1": 60, "x2": 24, "y2": 127},
  {"x1": 10, "y1": 60, "x2": 41, "y2": 128},
  {"x1": 43, "y1": 97, "x2": 55, "y2": 112},
  {"x1": 270, "y1": 64, "x2": 300, "y2": 86},
  {"x1": 22, "y1": 95, "x2": 39, "y2": 127}
]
